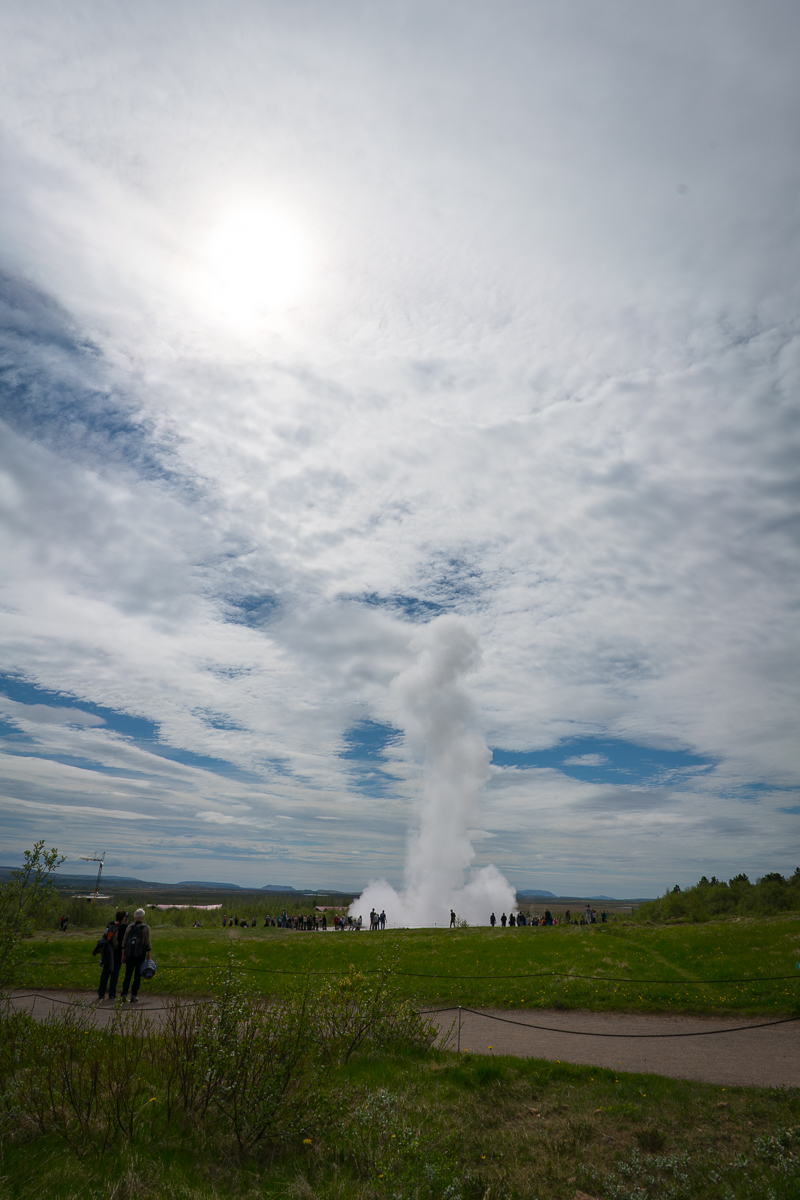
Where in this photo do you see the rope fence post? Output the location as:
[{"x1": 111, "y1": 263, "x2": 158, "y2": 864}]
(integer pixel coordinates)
[{"x1": 458, "y1": 1005, "x2": 462, "y2": 1052}]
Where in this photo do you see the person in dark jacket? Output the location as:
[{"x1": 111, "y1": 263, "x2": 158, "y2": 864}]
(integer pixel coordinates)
[
  {"x1": 120, "y1": 908, "x2": 152, "y2": 1002},
  {"x1": 93, "y1": 909, "x2": 128, "y2": 1001},
  {"x1": 93, "y1": 924, "x2": 115, "y2": 1001},
  {"x1": 108, "y1": 910, "x2": 128, "y2": 999}
]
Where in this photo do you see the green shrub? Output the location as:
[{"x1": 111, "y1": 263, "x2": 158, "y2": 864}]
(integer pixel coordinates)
[
  {"x1": 639, "y1": 868, "x2": 800, "y2": 923},
  {"x1": 0, "y1": 963, "x2": 436, "y2": 1161}
]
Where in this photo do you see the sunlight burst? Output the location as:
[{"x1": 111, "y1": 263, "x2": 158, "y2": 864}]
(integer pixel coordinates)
[{"x1": 201, "y1": 203, "x2": 312, "y2": 324}]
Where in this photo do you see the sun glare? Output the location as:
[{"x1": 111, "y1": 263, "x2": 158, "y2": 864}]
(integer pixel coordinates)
[{"x1": 201, "y1": 203, "x2": 312, "y2": 324}]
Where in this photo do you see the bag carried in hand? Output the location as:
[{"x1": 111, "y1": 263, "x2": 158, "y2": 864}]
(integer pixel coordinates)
[{"x1": 141, "y1": 957, "x2": 157, "y2": 980}]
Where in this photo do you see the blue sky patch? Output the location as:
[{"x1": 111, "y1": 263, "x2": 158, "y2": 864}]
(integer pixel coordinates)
[
  {"x1": 355, "y1": 592, "x2": 445, "y2": 622},
  {"x1": 491, "y1": 737, "x2": 716, "y2": 787},
  {"x1": 339, "y1": 719, "x2": 402, "y2": 797},
  {"x1": 0, "y1": 270, "x2": 181, "y2": 485},
  {"x1": 340, "y1": 719, "x2": 402, "y2": 761},
  {"x1": 0, "y1": 716, "x2": 35, "y2": 744},
  {"x1": 426, "y1": 554, "x2": 482, "y2": 605},
  {"x1": 0, "y1": 674, "x2": 255, "y2": 781},
  {"x1": 225, "y1": 593, "x2": 281, "y2": 626},
  {"x1": 0, "y1": 674, "x2": 159, "y2": 740}
]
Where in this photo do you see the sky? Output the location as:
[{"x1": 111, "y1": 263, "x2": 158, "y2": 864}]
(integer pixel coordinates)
[{"x1": 0, "y1": 1, "x2": 799, "y2": 897}]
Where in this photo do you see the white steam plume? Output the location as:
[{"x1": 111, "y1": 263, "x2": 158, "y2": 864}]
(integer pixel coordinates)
[{"x1": 350, "y1": 615, "x2": 517, "y2": 927}]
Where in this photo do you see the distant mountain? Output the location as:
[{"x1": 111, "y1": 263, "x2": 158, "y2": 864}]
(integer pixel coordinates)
[
  {"x1": 92, "y1": 875, "x2": 147, "y2": 884},
  {"x1": 261, "y1": 884, "x2": 297, "y2": 891},
  {"x1": 177, "y1": 880, "x2": 241, "y2": 889},
  {"x1": 517, "y1": 890, "x2": 629, "y2": 901}
]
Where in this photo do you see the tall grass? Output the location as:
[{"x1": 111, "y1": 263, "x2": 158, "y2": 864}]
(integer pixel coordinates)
[
  {"x1": 0, "y1": 962, "x2": 436, "y2": 1161},
  {"x1": 2, "y1": 993, "x2": 799, "y2": 1200}
]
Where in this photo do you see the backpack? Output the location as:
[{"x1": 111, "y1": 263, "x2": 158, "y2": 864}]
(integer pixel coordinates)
[
  {"x1": 126, "y1": 923, "x2": 146, "y2": 958},
  {"x1": 93, "y1": 924, "x2": 115, "y2": 967}
]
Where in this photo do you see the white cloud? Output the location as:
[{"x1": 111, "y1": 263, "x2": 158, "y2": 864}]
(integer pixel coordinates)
[
  {"x1": 0, "y1": 2, "x2": 798, "y2": 892},
  {"x1": 195, "y1": 811, "x2": 251, "y2": 826},
  {"x1": 0, "y1": 700, "x2": 105, "y2": 727}
]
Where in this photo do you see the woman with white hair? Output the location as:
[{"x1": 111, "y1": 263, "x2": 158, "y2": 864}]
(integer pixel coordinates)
[{"x1": 120, "y1": 908, "x2": 152, "y2": 1003}]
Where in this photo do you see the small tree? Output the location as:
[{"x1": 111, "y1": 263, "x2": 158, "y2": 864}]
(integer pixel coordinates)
[{"x1": 0, "y1": 841, "x2": 64, "y2": 985}]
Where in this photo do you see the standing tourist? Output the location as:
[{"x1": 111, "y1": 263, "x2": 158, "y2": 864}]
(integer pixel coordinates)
[
  {"x1": 120, "y1": 908, "x2": 152, "y2": 1003},
  {"x1": 108, "y1": 909, "x2": 127, "y2": 999}
]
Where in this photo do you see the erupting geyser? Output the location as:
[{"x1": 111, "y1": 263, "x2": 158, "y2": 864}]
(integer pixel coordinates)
[{"x1": 350, "y1": 615, "x2": 517, "y2": 927}]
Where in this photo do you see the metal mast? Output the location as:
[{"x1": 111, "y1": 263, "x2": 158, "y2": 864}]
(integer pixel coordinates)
[{"x1": 81, "y1": 852, "x2": 105, "y2": 902}]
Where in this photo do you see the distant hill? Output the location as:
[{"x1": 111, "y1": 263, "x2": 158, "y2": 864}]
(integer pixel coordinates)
[
  {"x1": 261, "y1": 884, "x2": 297, "y2": 891},
  {"x1": 517, "y1": 890, "x2": 646, "y2": 902},
  {"x1": 177, "y1": 881, "x2": 241, "y2": 889}
]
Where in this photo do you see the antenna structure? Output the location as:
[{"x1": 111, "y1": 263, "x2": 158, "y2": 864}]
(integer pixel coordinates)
[{"x1": 80, "y1": 852, "x2": 106, "y2": 902}]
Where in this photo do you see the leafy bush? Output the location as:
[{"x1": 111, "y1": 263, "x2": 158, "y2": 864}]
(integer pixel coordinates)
[
  {"x1": 0, "y1": 964, "x2": 435, "y2": 1160},
  {"x1": 638, "y1": 868, "x2": 800, "y2": 922},
  {"x1": 315, "y1": 964, "x2": 437, "y2": 1063},
  {"x1": 0, "y1": 842, "x2": 64, "y2": 982}
]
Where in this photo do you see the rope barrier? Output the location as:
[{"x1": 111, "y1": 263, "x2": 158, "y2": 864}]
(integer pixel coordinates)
[
  {"x1": 8, "y1": 993, "x2": 800, "y2": 1039},
  {"x1": 7, "y1": 991, "x2": 209, "y2": 1012},
  {"x1": 423, "y1": 1005, "x2": 800, "y2": 1039}
]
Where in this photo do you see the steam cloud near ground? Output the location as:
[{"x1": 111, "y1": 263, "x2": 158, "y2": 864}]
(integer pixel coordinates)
[{"x1": 351, "y1": 616, "x2": 518, "y2": 927}]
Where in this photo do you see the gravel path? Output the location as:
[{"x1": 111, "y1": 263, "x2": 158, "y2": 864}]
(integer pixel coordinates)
[
  {"x1": 430, "y1": 1005, "x2": 800, "y2": 1087},
  {"x1": 9, "y1": 990, "x2": 799, "y2": 1088}
]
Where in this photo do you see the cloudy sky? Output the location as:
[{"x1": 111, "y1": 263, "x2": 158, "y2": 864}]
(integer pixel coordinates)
[{"x1": 1, "y1": 1, "x2": 798, "y2": 895}]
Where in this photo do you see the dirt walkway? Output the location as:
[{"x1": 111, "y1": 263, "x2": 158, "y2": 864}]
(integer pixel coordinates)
[
  {"x1": 9, "y1": 990, "x2": 800, "y2": 1088},
  {"x1": 430, "y1": 1005, "x2": 800, "y2": 1088}
]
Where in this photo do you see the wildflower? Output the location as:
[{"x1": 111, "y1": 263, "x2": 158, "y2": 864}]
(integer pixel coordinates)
[{"x1": 303, "y1": 1138, "x2": 312, "y2": 1145}]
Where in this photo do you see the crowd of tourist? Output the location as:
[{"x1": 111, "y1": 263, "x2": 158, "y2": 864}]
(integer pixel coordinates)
[
  {"x1": 489, "y1": 905, "x2": 614, "y2": 927},
  {"x1": 217, "y1": 906, "x2": 393, "y2": 930},
  {"x1": 216, "y1": 904, "x2": 615, "y2": 931},
  {"x1": 221, "y1": 911, "x2": 328, "y2": 930}
]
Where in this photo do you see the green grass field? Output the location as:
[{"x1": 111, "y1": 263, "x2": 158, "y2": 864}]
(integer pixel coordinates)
[{"x1": 18, "y1": 913, "x2": 800, "y2": 1014}]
